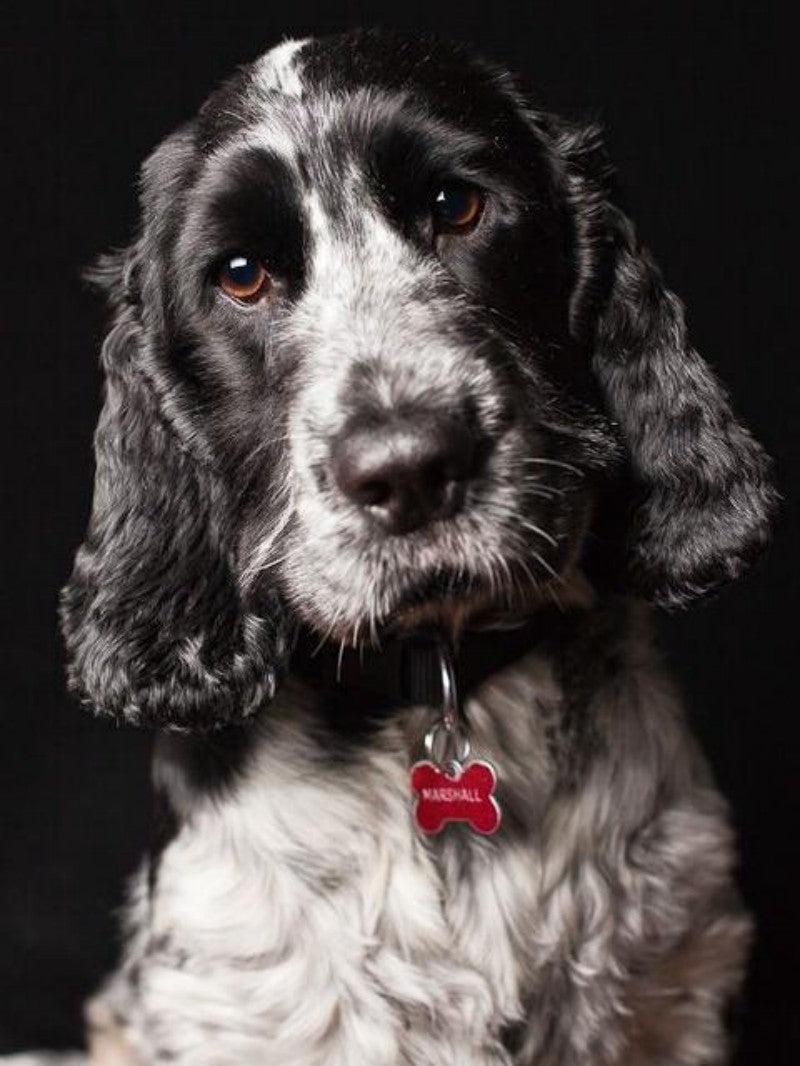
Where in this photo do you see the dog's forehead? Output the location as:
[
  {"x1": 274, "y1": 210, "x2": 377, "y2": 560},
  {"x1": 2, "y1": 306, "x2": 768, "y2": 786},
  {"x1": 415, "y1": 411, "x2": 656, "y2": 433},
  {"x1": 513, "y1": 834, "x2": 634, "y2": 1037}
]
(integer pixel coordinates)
[
  {"x1": 250, "y1": 31, "x2": 505, "y2": 105},
  {"x1": 199, "y1": 31, "x2": 517, "y2": 162}
]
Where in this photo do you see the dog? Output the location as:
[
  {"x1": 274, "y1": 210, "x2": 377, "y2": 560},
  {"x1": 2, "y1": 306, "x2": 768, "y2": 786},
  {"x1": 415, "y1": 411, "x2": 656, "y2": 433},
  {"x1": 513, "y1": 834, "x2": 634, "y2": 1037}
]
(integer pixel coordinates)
[{"x1": 8, "y1": 28, "x2": 776, "y2": 1066}]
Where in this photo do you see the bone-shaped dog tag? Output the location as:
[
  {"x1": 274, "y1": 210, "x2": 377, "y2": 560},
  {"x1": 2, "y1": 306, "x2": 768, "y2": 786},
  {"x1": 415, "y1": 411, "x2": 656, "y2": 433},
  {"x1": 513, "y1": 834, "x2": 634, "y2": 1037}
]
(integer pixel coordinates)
[{"x1": 411, "y1": 759, "x2": 501, "y2": 835}]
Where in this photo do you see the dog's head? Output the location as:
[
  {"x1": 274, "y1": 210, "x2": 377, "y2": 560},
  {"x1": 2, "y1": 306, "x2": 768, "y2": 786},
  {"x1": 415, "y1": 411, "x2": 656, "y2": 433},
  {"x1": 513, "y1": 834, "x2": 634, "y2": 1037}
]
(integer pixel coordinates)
[{"x1": 61, "y1": 31, "x2": 776, "y2": 729}]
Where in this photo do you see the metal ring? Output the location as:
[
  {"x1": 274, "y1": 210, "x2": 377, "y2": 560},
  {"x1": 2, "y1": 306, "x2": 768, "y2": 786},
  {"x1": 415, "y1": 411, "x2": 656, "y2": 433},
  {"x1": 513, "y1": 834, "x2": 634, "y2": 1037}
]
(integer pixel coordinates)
[
  {"x1": 442, "y1": 758, "x2": 463, "y2": 779},
  {"x1": 438, "y1": 641, "x2": 459, "y2": 732},
  {"x1": 424, "y1": 721, "x2": 472, "y2": 768}
]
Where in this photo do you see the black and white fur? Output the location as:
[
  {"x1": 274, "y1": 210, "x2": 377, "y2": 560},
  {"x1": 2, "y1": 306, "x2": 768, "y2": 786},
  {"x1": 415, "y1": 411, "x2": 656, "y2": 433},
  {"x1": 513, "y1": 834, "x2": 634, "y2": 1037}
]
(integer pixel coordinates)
[{"x1": 8, "y1": 30, "x2": 776, "y2": 1065}]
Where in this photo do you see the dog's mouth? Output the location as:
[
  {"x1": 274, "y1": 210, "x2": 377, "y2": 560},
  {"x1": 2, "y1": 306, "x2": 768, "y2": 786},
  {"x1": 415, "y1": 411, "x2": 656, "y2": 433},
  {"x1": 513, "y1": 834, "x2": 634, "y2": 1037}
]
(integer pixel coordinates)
[
  {"x1": 283, "y1": 552, "x2": 590, "y2": 648},
  {"x1": 381, "y1": 559, "x2": 594, "y2": 638},
  {"x1": 382, "y1": 567, "x2": 526, "y2": 633},
  {"x1": 380, "y1": 575, "x2": 496, "y2": 638}
]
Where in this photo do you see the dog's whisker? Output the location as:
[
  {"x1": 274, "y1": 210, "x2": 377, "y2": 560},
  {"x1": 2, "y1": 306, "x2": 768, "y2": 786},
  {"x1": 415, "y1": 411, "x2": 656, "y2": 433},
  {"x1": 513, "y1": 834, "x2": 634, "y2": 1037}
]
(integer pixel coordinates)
[
  {"x1": 241, "y1": 508, "x2": 295, "y2": 584},
  {"x1": 254, "y1": 547, "x2": 294, "y2": 572},
  {"x1": 529, "y1": 550, "x2": 563, "y2": 585},
  {"x1": 310, "y1": 587, "x2": 353, "y2": 655},
  {"x1": 546, "y1": 582, "x2": 566, "y2": 613},
  {"x1": 513, "y1": 555, "x2": 541, "y2": 595},
  {"x1": 522, "y1": 457, "x2": 585, "y2": 478},
  {"x1": 520, "y1": 480, "x2": 565, "y2": 499},
  {"x1": 516, "y1": 519, "x2": 559, "y2": 549},
  {"x1": 310, "y1": 628, "x2": 332, "y2": 658},
  {"x1": 247, "y1": 432, "x2": 293, "y2": 459}
]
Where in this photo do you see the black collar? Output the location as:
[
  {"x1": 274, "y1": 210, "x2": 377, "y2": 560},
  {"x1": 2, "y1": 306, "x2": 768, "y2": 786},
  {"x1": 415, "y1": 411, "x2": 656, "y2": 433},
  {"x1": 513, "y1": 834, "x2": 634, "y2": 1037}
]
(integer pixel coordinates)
[{"x1": 291, "y1": 607, "x2": 572, "y2": 721}]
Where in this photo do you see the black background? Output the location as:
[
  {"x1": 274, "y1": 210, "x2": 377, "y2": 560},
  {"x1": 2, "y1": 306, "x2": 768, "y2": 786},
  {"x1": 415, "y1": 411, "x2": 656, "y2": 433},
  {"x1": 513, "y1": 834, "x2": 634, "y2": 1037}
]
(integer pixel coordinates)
[{"x1": 1, "y1": 1, "x2": 796, "y2": 1061}]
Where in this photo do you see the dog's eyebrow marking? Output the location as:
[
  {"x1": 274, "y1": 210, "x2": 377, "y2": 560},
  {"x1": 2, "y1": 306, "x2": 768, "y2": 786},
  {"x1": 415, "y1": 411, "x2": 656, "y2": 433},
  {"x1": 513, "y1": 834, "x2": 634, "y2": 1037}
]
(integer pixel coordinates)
[
  {"x1": 194, "y1": 146, "x2": 307, "y2": 288},
  {"x1": 253, "y1": 38, "x2": 309, "y2": 99},
  {"x1": 207, "y1": 119, "x2": 302, "y2": 178}
]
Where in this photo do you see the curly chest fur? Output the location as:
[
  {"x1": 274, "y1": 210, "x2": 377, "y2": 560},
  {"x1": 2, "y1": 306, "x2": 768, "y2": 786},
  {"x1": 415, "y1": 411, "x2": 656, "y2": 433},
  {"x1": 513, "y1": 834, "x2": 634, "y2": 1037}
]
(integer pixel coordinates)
[
  {"x1": 119, "y1": 682, "x2": 550, "y2": 1064},
  {"x1": 94, "y1": 641, "x2": 749, "y2": 1066}
]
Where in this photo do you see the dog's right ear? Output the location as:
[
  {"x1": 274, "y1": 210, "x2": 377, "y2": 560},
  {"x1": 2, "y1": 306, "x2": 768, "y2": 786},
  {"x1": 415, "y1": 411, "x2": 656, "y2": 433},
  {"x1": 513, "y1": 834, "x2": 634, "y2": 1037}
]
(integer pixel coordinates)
[
  {"x1": 61, "y1": 131, "x2": 290, "y2": 731},
  {"x1": 532, "y1": 115, "x2": 777, "y2": 607}
]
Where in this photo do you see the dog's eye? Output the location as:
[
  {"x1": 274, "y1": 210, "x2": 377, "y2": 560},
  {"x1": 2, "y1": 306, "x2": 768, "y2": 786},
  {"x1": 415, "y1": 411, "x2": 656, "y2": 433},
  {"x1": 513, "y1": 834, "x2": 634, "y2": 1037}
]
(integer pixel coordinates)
[
  {"x1": 217, "y1": 256, "x2": 271, "y2": 303},
  {"x1": 432, "y1": 183, "x2": 485, "y2": 234}
]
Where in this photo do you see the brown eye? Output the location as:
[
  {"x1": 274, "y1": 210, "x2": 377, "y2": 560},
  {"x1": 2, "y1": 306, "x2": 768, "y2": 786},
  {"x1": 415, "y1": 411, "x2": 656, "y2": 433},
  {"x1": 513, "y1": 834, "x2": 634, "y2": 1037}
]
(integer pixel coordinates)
[
  {"x1": 218, "y1": 255, "x2": 270, "y2": 303},
  {"x1": 432, "y1": 183, "x2": 485, "y2": 234}
]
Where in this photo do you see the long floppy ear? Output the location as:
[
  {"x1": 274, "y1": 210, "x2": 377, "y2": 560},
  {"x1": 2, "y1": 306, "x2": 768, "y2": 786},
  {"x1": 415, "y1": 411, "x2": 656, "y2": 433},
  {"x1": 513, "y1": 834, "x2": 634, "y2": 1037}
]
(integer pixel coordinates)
[
  {"x1": 555, "y1": 123, "x2": 777, "y2": 607},
  {"x1": 594, "y1": 208, "x2": 777, "y2": 607},
  {"x1": 61, "y1": 136, "x2": 289, "y2": 729}
]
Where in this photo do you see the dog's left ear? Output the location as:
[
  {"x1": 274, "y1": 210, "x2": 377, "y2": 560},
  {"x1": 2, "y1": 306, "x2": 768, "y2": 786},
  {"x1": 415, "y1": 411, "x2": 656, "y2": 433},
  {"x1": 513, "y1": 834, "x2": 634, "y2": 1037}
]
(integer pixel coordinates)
[{"x1": 555, "y1": 123, "x2": 777, "y2": 607}]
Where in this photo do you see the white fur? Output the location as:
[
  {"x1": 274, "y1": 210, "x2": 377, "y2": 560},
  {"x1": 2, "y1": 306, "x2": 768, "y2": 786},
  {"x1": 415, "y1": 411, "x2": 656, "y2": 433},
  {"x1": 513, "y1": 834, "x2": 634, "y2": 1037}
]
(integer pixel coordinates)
[{"x1": 253, "y1": 38, "x2": 309, "y2": 99}]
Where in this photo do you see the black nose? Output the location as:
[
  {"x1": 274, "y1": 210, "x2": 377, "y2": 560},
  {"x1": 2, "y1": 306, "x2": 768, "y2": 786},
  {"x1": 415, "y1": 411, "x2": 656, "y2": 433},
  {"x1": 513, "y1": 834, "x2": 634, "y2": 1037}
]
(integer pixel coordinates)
[{"x1": 332, "y1": 412, "x2": 478, "y2": 534}]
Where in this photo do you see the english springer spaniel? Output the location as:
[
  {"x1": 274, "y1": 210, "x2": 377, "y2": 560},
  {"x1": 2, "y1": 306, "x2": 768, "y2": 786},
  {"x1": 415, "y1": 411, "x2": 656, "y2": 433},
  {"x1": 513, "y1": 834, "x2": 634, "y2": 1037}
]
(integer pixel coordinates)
[{"x1": 8, "y1": 29, "x2": 776, "y2": 1066}]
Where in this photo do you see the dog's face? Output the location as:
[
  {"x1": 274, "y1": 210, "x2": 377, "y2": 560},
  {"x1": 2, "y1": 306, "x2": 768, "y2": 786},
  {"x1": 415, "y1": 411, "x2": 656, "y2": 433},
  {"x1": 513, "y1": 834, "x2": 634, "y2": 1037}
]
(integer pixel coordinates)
[
  {"x1": 62, "y1": 32, "x2": 776, "y2": 728},
  {"x1": 174, "y1": 36, "x2": 610, "y2": 637}
]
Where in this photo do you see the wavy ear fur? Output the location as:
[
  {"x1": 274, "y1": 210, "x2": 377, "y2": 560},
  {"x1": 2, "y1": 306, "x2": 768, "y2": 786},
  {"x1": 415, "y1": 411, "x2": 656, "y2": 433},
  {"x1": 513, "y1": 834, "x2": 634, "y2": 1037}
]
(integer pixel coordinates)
[
  {"x1": 554, "y1": 122, "x2": 777, "y2": 608},
  {"x1": 61, "y1": 134, "x2": 289, "y2": 730}
]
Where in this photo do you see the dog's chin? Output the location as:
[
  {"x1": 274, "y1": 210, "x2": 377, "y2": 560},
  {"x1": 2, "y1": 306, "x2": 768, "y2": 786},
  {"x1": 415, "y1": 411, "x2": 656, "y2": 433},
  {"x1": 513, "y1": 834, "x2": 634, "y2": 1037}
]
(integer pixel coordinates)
[
  {"x1": 382, "y1": 591, "x2": 527, "y2": 638},
  {"x1": 286, "y1": 562, "x2": 593, "y2": 647},
  {"x1": 382, "y1": 571, "x2": 533, "y2": 637}
]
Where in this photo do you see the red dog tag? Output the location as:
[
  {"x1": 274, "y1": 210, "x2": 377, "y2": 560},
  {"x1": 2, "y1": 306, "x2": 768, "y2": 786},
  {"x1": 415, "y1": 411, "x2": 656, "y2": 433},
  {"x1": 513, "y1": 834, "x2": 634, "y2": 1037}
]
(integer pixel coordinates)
[{"x1": 411, "y1": 759, "x2": 501, "y2": 835}]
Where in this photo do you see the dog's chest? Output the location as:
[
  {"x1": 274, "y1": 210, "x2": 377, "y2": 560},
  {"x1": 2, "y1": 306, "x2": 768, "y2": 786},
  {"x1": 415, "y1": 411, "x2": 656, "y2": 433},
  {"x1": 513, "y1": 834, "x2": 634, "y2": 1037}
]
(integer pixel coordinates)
[{"x1": 139, "y1": 673, "x2": 555, "y2": 1064}]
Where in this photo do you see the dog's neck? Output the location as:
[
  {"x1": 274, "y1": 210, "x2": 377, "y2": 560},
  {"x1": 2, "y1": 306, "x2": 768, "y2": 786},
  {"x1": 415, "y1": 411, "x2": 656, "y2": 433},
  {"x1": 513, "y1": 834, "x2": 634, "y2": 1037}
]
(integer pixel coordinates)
[{"x1": 290, "y1": 608, "x2": 578, "y2": 718}]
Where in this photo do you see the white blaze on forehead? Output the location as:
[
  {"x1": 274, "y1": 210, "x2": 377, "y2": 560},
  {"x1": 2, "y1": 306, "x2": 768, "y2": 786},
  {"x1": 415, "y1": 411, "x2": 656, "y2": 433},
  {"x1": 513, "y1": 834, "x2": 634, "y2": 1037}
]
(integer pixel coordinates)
[{"x1": 253, "y1": 37, "x2": 309, "y2": 98}]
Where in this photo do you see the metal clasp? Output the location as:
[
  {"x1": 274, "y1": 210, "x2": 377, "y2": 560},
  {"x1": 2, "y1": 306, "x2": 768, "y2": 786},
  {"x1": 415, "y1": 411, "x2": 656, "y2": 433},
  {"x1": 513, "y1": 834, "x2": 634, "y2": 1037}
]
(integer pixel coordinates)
[{"x1": 422, "y1": 640, "x2": 471, "y2": 776}]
